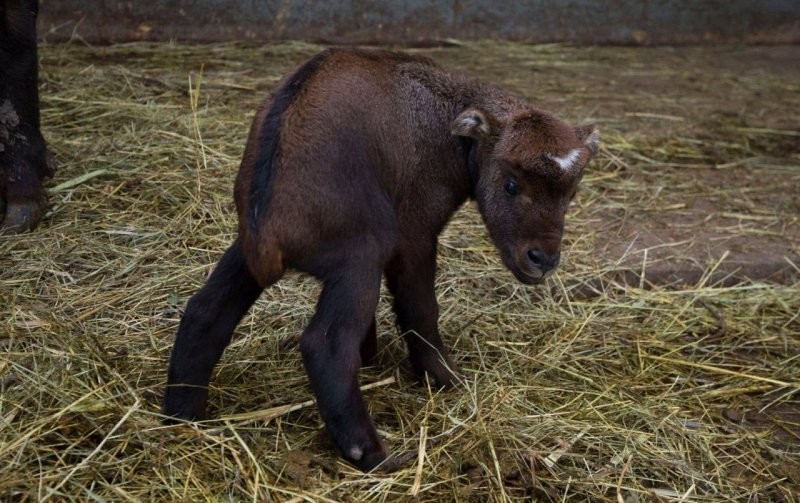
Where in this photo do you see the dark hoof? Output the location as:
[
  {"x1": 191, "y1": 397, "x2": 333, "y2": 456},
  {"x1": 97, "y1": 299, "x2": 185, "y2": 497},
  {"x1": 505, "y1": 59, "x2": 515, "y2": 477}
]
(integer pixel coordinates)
[
  {"x1": 424, "y1": 370, "x2": 462, "y2": 389},
  {"x1": 162, "y1": 414, "x2": 196, "y2": 425},
  {"x1": 1, "y1": 199, "x2": 46, "y2": 233},
  {"x1": 348, "y1": 444, "x2": 389, "y2": 472},
  {"x1": 162, "y1": 387, "x2": 208, "y2": 423},
  {"x1": 411, "y1": 354, "x2": 462, "y2": 389},
  {"x1": 338, "y1": 434, "x2": 388, "y2": 472}
]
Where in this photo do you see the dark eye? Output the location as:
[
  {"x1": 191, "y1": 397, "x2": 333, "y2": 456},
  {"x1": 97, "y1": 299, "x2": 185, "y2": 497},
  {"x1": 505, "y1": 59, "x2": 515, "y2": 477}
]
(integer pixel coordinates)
[{"x1": 504, "y1": 178, "x2": 519, "y2": 196}]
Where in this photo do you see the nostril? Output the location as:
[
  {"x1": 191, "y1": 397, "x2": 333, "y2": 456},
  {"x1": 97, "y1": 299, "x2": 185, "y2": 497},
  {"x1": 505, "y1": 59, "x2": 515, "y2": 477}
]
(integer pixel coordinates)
[
  {"x1": 526, "y1": 249, "x2": 559, "y2": 272},
  {"x1": 527, "y1": 249, "x2": 546, "y2": 267}
]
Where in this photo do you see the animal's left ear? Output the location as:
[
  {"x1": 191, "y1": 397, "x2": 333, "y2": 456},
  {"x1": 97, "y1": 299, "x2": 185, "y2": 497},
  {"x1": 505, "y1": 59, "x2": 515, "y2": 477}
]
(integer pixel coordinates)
[
  {"x1": 451, "y1": 108, "x2": 496, "y2": 139},
  {"x1": 575, "y1": 124, "x2": 600, "y2": 156}
]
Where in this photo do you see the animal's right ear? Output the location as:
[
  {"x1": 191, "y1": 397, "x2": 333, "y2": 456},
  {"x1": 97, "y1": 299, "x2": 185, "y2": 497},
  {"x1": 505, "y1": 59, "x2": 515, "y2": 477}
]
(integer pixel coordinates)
[{"x1": 451, "y1": 108, "x2": 495, "y2": 139}]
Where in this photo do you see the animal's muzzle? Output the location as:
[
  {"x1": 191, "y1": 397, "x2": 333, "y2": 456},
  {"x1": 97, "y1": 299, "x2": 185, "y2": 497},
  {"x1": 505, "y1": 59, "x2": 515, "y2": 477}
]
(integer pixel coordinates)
[{"x1": 525, "y1": 248, "x2": 560, "y2": 274}]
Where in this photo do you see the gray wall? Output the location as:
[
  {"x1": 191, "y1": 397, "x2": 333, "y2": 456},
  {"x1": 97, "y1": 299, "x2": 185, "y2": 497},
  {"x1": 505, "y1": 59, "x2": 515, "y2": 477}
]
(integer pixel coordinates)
[{"x1": 39, "y1": 1, "x2": 800, "y2": 44}]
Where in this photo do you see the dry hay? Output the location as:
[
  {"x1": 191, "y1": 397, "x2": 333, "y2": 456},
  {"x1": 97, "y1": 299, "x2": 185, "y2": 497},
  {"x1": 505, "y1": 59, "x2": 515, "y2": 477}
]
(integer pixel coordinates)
[{"x1": 1, "y1": 41, "x2": 799, "y2": 501}]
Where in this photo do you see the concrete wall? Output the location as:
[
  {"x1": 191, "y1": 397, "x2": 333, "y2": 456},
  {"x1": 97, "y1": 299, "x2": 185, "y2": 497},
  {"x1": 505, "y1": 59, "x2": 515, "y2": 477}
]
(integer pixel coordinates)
[{"x1": 38, "y1": 0, "x2": 800, "y2": 45}]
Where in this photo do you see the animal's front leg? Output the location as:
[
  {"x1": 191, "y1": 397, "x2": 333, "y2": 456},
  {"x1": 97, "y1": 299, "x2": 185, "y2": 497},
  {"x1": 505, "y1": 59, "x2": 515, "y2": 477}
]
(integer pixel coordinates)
[
  {"x1": 0, "y1": 0, "x2": 54, "y2": 233},
  {"x1": 386, "y1": 239, "x2": 461, "y2": 389},
  {"x1": 1, "y1": 135, "x2": 51, "y2": 232},
  {"x1": 300, "y1": 267, "x2": 386, "y2": 471}
]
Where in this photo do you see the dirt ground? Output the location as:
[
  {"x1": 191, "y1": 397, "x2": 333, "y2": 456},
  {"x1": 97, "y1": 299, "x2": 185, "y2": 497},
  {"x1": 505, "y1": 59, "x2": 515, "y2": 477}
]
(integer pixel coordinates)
[
  {"x1": 568, "y1": 45, "x2": 799, "y2": 291},
  {"x1": 1, "y1": 42, "x2": 798, "y2": 501}
]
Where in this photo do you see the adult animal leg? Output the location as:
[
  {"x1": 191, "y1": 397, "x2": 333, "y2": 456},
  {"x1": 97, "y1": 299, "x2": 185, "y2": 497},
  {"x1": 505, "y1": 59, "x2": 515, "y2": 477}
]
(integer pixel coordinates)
[
  {"x1": 386, "y1": 240, "x2": 460, "y2": 388},
  {"x1": 163, "y1": 239, "x2": 266, "y2": 421},
  {"x1": 0, "y1": 0, "x2": 53, "y2": 232},
  {"x1": 299, "y1": 262, "x2": 386, "y2": 471}
]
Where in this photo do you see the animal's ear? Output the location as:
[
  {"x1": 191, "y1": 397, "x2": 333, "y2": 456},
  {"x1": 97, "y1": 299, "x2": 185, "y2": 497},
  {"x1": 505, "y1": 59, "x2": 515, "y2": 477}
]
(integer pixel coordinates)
[
  {"x1": 575, "y1": 124, "x2": 600, "y2": 156},
  {"x1": 451, "y1": 108, "x2": 495, "y2": 139}
]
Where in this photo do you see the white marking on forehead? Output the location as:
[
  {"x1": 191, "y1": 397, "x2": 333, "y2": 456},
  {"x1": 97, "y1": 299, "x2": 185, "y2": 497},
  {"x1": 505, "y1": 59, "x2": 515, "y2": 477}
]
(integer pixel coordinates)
[{"x1": 547, "y1": 148, "x2": 582, "y2": 172}]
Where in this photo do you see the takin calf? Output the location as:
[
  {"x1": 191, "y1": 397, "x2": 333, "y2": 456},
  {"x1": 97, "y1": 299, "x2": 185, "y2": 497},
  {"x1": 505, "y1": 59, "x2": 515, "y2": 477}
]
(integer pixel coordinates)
[{"x1": 163, "y1": 48, "x2": 599, "y2": 471}]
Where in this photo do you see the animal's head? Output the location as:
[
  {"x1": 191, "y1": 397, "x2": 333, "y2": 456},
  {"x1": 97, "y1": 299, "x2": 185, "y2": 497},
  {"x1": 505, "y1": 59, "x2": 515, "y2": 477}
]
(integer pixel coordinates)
[{"x1": 452, "y1": 108, "x2": 599, "y2": 284}]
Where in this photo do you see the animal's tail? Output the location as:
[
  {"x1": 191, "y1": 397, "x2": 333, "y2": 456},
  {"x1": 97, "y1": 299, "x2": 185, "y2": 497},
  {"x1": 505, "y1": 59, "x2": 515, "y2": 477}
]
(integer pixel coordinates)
[{"x1": 242, "y1": 50, "x2": 333, "y2": 282}]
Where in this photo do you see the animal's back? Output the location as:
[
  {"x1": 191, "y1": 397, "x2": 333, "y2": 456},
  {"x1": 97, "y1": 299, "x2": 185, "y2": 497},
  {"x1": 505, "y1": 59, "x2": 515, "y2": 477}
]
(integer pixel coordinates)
[{"x1": 237, "y1": 49, "x2": 456, "y2": 281}]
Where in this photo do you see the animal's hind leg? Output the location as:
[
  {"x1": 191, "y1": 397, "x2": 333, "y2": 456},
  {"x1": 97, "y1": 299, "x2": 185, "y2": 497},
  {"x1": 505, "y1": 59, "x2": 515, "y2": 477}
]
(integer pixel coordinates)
[
  {"x1": 163, "y1": 239, "x2": 267, "y2": 421},
  {"x1": 359, "y1": 318, "x2": 377, "y2": 367},
  {"x1": 299, "y1": 261, "x2": 386, "y2": 471},
  {"x1": 385, "y1": 239, "x2": 461, "y2": 388}
]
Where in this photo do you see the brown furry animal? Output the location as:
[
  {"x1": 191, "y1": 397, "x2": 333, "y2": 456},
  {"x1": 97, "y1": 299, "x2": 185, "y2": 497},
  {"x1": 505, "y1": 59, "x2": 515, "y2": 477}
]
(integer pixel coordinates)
[{"x1": 164, "y1": 48, "x2": 599, "y2": 471}]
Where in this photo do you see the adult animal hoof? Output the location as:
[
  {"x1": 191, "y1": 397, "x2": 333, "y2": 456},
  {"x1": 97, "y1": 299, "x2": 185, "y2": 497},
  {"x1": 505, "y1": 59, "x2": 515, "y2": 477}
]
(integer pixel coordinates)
[{"x1": 1, "y1": 199, "x2": 46, "y2": 233}]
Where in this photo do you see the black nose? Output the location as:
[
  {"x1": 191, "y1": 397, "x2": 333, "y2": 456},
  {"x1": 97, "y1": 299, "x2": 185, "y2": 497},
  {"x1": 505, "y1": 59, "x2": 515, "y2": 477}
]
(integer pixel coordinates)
[{"x1": 526, "y1": 249, "x2": 560, "y2": 272}]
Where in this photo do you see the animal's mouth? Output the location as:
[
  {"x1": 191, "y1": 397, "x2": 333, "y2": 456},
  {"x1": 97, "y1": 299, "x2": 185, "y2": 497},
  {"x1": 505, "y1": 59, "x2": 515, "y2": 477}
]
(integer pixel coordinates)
[
  {"x1": 500, "y1": 245, "x2": 560, "y2": 285},
  {"x1": 506, "y1": 257, "x2": 556, "y2": 285},
  {"x1": 509, "y1": 265, "x2": 552, "y2": 285}
]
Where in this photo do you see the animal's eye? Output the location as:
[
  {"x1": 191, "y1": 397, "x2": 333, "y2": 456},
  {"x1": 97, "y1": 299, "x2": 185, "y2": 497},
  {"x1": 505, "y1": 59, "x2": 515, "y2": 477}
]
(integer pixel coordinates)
[{"x1": 504, "y1": 178, "x2": 519, "y2": 196}]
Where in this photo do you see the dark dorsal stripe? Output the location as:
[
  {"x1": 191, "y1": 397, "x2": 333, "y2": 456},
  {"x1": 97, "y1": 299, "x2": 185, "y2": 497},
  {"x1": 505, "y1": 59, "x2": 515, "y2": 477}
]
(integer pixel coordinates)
[{"x1": 248, "y1": 49, "x2": 331, "y2": 236}]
